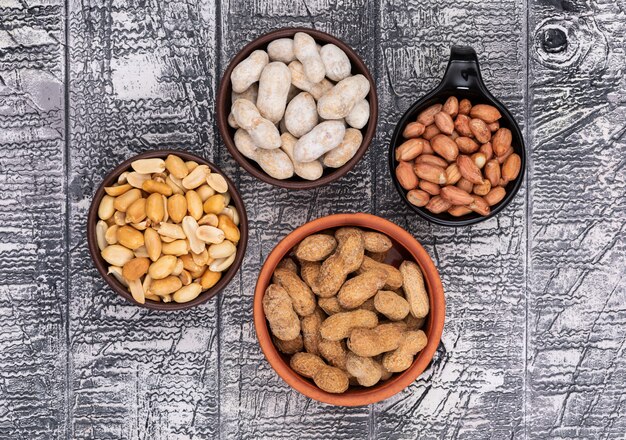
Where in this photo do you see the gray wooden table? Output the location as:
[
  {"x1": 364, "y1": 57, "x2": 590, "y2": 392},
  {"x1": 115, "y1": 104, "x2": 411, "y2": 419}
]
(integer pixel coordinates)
[{"x1": 1, "y1": 0, "x2": 625, "y2": 438}]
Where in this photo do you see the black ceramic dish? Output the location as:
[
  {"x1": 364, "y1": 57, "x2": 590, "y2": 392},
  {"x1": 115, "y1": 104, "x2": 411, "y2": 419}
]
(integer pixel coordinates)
[{"x1": 389, "y1": 46, "x2": 526, "y2": 227}]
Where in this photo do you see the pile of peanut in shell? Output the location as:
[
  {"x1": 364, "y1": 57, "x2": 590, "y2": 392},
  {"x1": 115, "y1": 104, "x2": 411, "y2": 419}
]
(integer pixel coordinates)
[
  {"x1": 229, "y1": 31, "x2": 370, "y2": 181},
  {"x1": 263, "y1": 227, "x2": 429, "y2": 394},
  {"x1": 395, "y1": 96, "x2": 522, "y2": 217},
  {"x1": 95, "y1": 154, "x2": 241, "y2": 304}
]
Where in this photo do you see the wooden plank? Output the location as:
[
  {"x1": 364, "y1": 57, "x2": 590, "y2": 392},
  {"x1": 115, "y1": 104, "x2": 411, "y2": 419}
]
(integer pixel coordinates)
[
  {"x1": 0, "y1": 0, "x2": 67, "y2": 437},
  {"x1": 67, "y1": 0, "x2": 220, "y2": 437},
  {"x1": 527, "y1": 1, "x2": 626, "y2": 438},
  {"x1": 373, "y1": 0, "x2": 528, "y2": 438},
  {"x1": 216, "y1": 1, "x2": 377, "y2": 438}
]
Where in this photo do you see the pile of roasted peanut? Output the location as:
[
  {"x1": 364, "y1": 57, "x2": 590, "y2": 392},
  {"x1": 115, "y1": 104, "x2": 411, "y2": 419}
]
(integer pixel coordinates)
[
  {"x1": 95, "y1": 154, "x2": 241, "y2": 304},
  {"x1": 263, "y1": 227, "x2": 429, "y2": 394},
  {"x1": 395, "y1": 97, "x2": 522, "y2": 216},
  {"x1": 229, "y1": 32, "x2": 370, "y2": 181}
]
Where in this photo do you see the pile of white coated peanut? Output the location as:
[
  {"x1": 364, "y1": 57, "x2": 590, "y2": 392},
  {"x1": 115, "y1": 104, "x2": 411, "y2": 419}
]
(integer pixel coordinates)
[{"x1": 228, "y1": 32, "x2": 372, "y2": 181}]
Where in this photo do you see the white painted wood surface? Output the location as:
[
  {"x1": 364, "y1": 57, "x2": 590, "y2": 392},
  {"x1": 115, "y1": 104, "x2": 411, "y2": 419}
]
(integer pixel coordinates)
[{"x1": 0, "y1": 0, "x2": 624, "y2": 438}]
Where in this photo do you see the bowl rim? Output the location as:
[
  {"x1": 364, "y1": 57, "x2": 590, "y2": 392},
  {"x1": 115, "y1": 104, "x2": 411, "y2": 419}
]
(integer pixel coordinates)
[
  {"x1": 253, "y1": 213, "x2": 446, "y2": 406},
  {"x1": 87, "y1": 149, "x2": 248, "y2": 311},
  {"x1": 217, "y1": 27, "x2": 379, "y2": 190}
]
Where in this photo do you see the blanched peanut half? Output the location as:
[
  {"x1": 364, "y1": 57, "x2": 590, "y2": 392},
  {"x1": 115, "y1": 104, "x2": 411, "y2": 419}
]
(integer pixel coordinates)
[
  {"x1": 293, "y1": 32, "x2": 325, "y2": 83},
  {"x1": 104, "y1": 183, "x2": 131, "y2": 197},
  {"x1": 256, "y1": 62, "x2": 292, "y2": 124},
  {"x1": 156, "y1": 222, "x2": 186, "y2": 239},
  {"x1": 280, "y1": 132, "x2": 323, "y2": 181},
  {"x1": 144, "y1": 227, "x2": 161, "y2": 262},
  {"x1": 198, "y1": 213, "x2": 219, "y2": 227},
  {"x1": 98, "y1": 195, "x2": 115, "y2": 220},
  {"x1": 108, "y1": 266, "x2": 128, "y2": 287},
  {"x1": 105, "y1": 225, "x2": 119, "y2": 245},
  {"x1": 231, "y1": 99, "x2": 281, "y2": 150},
  {"x1": 101, "y1": 245, "x2": 134, "y2": 267},
  {"x1": 128, "y1": 279, "x2": 145, "y2": 304},
  {"x1": 131, "y1": 158, "x2": 165, "y2": 174},
  {"x1": 293, "y1": 121, "x2": 346, "y2": 163},
  {"x1": 345, "y1": 99, "x2": 370, "y2": 129},
  {"x1": 267, "y1": 38, "x2": 295, "y2": 63},
  {"x1": 230, "y1": 49, "x2": 268, "y2": 93},
  {"x1": 164, "y1": 154, "x2": 189, "y2": 179},
  {"x1": 209, "y1": 251, "x2": 236, "y2": 272},
  {"x1": 113, "y1": 188, "x2": 141, "y2": 213},
  {"x1": 96, "y1": 220, "x2": 108, "y2": 250},
  {"x1": 196, "y1": 225, "x2": 225, "y2": 244},
  {"x1": 148, "y1": 276, "x2": 182, "y2": 296},
  {"x1": 196, "y1": 184, "x2": 216, "y2": 202},
  {"x1": 287, "y1": 61, "x2": 334, "y2": 100},
  {"x1": 182, "y1": 164, "x2": 210, "y2": 190},
  {"x1": 126, "y1": 171, "x2": 151, "y2": 189},
  {"x1": 317, "y1": 74, "x2": 370, "y2": 119},
  {"x1": 161, "y1": 239, "x2": 189, "y2": 256},
  {"x1": 206, "y1": 173, "x2": 228, "y2": 194},
  {"x1": 323, "y1": 128, "x2": 363, "y2": 168},
  {"x1": 182, "y1": 216, "x2": 205, "y2": 254},
  {"x1": 218, "y1": 214, "x2": 240, "y2": 243},
  {"x1": 221, "y1": 207, "x2": 240, "y2": 227},
  {"x1": 257, "y1": 148, "x2": 294, "y2": 180},
  {"x1": 284, "y1": 92, "x2": 318, "y2": 138},
  {"x1": 185, "y1": 190, "x2": 203, "y2": 220},
  {"x1": 320, "y1": 43, "x2": 351, "y2": 81},
  {"x1": 208, "y1": 240, "x2": 236, "y2": 259},
  {"x1": 173, "y1": 282, "x2": 202, "y2": 303},
  {"x1": 148, "y1": 255, "x2": 177, "y2": 279}
]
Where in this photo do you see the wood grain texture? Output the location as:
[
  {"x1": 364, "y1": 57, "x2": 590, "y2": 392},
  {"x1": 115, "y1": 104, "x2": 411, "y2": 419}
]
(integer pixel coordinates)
[
  {"x1": 216, "y1": 1, "x2": 376, "y2": 438},
  {"x1": 0, "y1": 0, "x2": 624, "y2": 438},
  {"x1": 0, "y1": 0, "x2": 67, "y2": 437},
  {"x1": 528, "y1": 0, "x2": 626, "y2": 438},
  {"x1": 67, "y1": 0, "x2": 220, "y2": 437},
  {"x1": 373, "y1": 1, "x2": 528, "y2": 438}
]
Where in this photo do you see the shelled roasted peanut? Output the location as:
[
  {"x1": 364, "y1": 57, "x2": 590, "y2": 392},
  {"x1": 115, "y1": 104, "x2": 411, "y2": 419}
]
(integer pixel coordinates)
[
  {"x1": 263, "y1": 227, "x2": 429, "y2": 394},
  {"x1": 395, "y1": 97, "x2": 521, "y2": 216},
  {"x1": 96, "y1": 154, "x2": 241, "y2": 305},
  {"x1": 230, "y1": 32, "x2": 372, "y2": 181}
]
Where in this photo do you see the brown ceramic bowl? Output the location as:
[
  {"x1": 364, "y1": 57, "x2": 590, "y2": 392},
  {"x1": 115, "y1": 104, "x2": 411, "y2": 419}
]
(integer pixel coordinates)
[
  {"x1": 87, "y1": 150, "x2": 248, "y2": 310},
  {"x1": 253, "y1": 213, "x2": 445, "y2": 406},
  {"x1": 217, "y1": 28, "x2": 378, "y2": 190}
]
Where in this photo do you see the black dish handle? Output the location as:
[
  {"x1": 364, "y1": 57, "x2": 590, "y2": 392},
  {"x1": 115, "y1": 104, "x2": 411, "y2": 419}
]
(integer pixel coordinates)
[{"x1": 438, "y1": 46, "x2": 487, "y2": 92}]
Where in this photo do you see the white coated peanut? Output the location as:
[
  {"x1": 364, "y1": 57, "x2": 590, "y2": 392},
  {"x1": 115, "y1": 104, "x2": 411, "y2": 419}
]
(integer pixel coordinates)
[
  {"x1": 323, "y1": 128, "x2": 363, "y2": 168},
  {"x1": 231, "y1": 83, "x2": 258, "y2": 104},
  {"x1": 293, "y1": 121, "x2": 346, "y2": 163},
  {"x1": 233, "y1": 129, "x2": 259, "y2": 160},
  {"x1": 256, "y1": 62, "x2": 292, "y2": 123},
  {"x1": 288, "y1": 61, "x2": 333, "y2": 100},
  {"x1": 231, "y1": 99, "x2": 281, "y2": 150},
  {"x1": 267, "y1": 38, "x2": 295, "y2": 63},
  {"x1": 284, "y1": 92, "x2": 318, "y2": 138},
  {"x1": 230, "y1": 50, "x2": 268, "y2": 93},
  {"x1": 320, "y1": 44, "x2": 351, "y2": 81},
  {"x1": 345, "y1": 99, "x2": 370, "y2": 129},
  {"x1": 317, "y1": 74, "x2": 370, "y2": 119},
  {"x1": 281, "y1": 132, "x2": 323, "y2": 180},
  {"x1": 257, "y1": 148, "x2": 294, "y2": 179},
  {"x1": 293, "y1": 32, "x2": 325, "y2": 83}
]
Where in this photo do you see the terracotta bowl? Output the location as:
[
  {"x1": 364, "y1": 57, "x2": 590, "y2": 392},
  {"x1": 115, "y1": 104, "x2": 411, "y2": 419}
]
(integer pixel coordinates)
[
  {"x1": 87, "y1": 150, "x2": 248, "y2": 310},
  {"x1": 389, "y1": 46, "x2": 526, "y2": 226},
  {"x1": 217, "y1": 27, "x2": 378, "y2": 190},
  {"x1": 253, "y1": 213, "x2": 445, "y2": 406}
]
